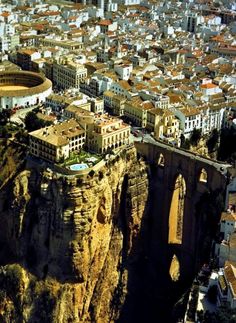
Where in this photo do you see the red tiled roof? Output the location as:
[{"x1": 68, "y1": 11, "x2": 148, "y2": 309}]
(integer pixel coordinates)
[
  {"x1": 98, "y1": 20, "x2": 112, "y2": 26},
  {"x1": 1, "y1": 11, "x2": 10, "y2": 17},
  {"x1": 201, "y1": 83, "x2": 218, "y2": 89}
]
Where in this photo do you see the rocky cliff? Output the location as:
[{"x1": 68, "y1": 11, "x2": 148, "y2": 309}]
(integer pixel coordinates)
[{"x1": 0, "y1": 145, "x2": 150, "y2": 323}]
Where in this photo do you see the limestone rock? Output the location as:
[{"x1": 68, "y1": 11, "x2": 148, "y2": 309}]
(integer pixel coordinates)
[{"x1": 0, "y1": 147, "x2": 150, "y2": 322}]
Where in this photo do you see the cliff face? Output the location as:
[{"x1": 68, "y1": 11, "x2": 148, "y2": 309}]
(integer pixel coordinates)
[{"x1": 0, "y1": 146, "x2": 150, "y2": 323}]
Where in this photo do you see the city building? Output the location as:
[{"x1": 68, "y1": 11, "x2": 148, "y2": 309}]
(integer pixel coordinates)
[
  {"x1": 124, "y1": 98, "x2": 154, "y2": 128},
  {"x1": 174, "y1": 107, "x2": 202, "y2": 138},
  {"x1": 17, "y1": 49, "x2": 41, "y2": 71},
  {"x1": 29, "y1": 119, "x2": 86, "y2": 162},
  {"x1": 215, "y1": 212, "x2": 236, "y2": 267},
  {"x1": 0, "y1": 34, "x2": 19, "y2": 52},
  {"x1": 154, "y1": 110, "x2": 180, "y2": 145},
  {"x1": 53, "y1": 58, "x2": 87, "y2": 89},
  {"x1": 217, "y1": 261, "x2": 236, "y2": 309},
  {"x1": 86, "y1": 115, "x2": 130, "y2": 154},
  {"x1": 88, "y1": 97, "x2": 104, "y2": 113}
]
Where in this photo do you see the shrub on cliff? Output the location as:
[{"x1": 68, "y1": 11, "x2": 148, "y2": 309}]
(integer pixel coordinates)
[
  {"x1": 190, "y1": 128, "x2": 202, "y2": 147},
  {"x1": 0, "y1": 264, "x2": 23, "y2": 298},
  {"x1": 0, "y1": 264, "x2": 24, "y2": 320},
  {"x1": 98, "y1": 171, "x2": 104, "y2": 180},
  {"x1": 88, "y1": 169, "x2": 95, "y2": 178},
  {"x1": 218, "y1": 127, "x2": 236, "y2": 162},
  {"x1": 180, "y1": 134, "x2": 190, "y2": 150},
  {"x1": 201, "y1": 306, "x2": 236, "y2": 322},
  {"x1": 31, "y1": 290, "x2": 56, "y2": 323},
  {"x1": 207, "y1": 129, "x2": 219, "y2": 154}
]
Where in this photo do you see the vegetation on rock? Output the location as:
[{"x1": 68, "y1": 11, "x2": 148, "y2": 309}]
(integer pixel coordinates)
[{"x1": 25, "y1": 111, "x2": 52, "y2": 132}]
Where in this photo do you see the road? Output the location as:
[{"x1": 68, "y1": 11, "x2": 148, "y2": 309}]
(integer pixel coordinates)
[{"x1": 10, "y1": 106, "x2": 36, "y2": 125}]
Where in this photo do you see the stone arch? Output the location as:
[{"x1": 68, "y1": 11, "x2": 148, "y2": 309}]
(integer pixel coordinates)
[
  {"x1": 199, "y1": 168, "x2": 208, "y2": 183},
  {"x1": 157, "y1": 153, "x2": 165, "y2": 167},
  {"x1": 168, "y1": 174, "x2": 186, "y2": 244},
  {"x1": 169, "y1": 254, "x2": 180, "y2": 282}
]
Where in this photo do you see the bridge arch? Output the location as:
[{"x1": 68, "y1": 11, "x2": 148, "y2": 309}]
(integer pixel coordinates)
[
  {"x1": 169, "y1": 254, "x2": 180, "y2": 282},
  {"x1": 157, "y1": 153, "x2": 165, "y2": 167},
  {"x1": 168, "y1": 174, "x2": 186, "y2": 245},
  {"x1": 199, "y1": 168, "x2": 208, "y2": 183}
]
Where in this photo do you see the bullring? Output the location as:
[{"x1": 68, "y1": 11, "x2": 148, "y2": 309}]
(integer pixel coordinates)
[{"x1": 0, "y1": 71, "x2": 52, "y2": 110}]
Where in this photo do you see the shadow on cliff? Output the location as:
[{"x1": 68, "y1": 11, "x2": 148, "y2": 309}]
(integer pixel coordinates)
[{"x1": 112, "y1": 162, "x2": 180, "y2": 323}]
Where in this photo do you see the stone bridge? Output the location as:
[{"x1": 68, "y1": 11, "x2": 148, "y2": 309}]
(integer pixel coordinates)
[{"x1": 135, "y1": 140, "x2": 231, "y2": 282}]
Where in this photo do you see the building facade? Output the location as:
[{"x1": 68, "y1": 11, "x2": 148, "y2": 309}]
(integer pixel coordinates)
[
  {"x1": 29, "y1": 119, "x2": 86, "y2": 162},
  {"x1": 86, "y1": 115, "x2": 130, "y2": 154},
  {"x1": 53, "y1": 59, "x2": 87, "y2": 89}
]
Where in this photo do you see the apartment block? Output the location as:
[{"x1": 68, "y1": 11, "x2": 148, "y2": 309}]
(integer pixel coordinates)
[
  {"x1": 86, "y1": 115, "x2": 130, "y2": 154},
  {"x1": 53, "y1": 59, "x2": 87, "y2": 90},
  {"x1": 29, "y1": 119, "x2": 86, "y2": 162}
]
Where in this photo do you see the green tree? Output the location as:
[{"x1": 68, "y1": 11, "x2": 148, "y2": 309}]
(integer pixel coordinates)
[
  {"x1": 0, "y1": 109, "x2": 10, "y2": 126},
  {"x1": 25, "y1": 112, "x2": 52, "y2": 132},
  {"x1": 180, "y1": 134, "x2": 190, "y2": 150},
  {"x1": 218, "y1": 127, "x2": 236, "y2": 162},
  {"x1": 207, "y1": 129, "x2": 219, "y2": 153},
  {"x1": 0, "y1": 125, "x2": 8, "y2": 138},
  {"x1": 190, "y1": 128, "x2": 202, "y2": 146}
]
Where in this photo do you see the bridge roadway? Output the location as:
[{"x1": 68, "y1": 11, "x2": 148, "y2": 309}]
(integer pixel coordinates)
[{"x1": 135, "y1": 135, "x2": 232, "y2": 174}]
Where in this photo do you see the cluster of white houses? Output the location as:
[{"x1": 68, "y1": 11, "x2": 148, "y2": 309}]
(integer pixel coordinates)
[
  {"x1": 101, "y1": 84, "x2": 228, "y2": 141},
  {"x1": 29, "y1": 114, "x2": 130, "y2": 162},
  {"x1": 212, "y1": 188, "x2": 236, "y2": 309}
]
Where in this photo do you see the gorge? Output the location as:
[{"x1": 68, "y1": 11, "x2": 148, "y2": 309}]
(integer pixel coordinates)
[{"x1": 0, "y1": 139, "x2": 229, "y2": 322}]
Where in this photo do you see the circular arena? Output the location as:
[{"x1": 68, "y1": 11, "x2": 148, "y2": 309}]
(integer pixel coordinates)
[{"x1": 0, "y1": 71, "x2": 52, "y2": 110}]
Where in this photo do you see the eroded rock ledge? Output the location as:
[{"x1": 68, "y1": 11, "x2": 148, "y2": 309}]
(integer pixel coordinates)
[{"x1": 0, "y1": 147, "x2": 150, "y2": 322}]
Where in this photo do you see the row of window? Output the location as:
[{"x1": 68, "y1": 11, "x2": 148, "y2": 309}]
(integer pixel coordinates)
[
  {"x1": 31, "y1": 148, "x2": 55, "y2": 158},
  {"x1": 70, "y1": 139, "x2": 84, "y2": 146},
  {"x1": 30, "y1": 139, "x2": 55, "y2": 149},
  {"x1": 185, "y1": 120, "x2": 200, "y2": 128},
  {"x1": 103, "y1": 132, "x2": 129, "y2": 144},
  {"x1": 70, "y1": 143, "x2": 84, "y2": 152}
]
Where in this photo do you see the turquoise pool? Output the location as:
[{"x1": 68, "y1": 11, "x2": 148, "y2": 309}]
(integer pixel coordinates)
[{"x1": 70, "y1": 163, "x2": 89, "y2": 171}]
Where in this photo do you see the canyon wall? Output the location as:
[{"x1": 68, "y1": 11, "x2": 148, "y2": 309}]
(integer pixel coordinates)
[
  {"x1": 0, "y1": 140, "x2": 227, "y2": 323},
  {"x1": 0, "y1": 146, "x2": 150, "y2": 323}
]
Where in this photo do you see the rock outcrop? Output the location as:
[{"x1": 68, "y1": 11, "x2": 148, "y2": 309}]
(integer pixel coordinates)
[
  {"x1": 0, "y1": 139, "x2": 227, "y2": 323},
  {"x1": 0, "y1": 146, "x2": 150, "y2": 322}
]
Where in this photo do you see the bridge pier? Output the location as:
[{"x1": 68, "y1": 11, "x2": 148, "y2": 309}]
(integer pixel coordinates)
[{"x1": 135, "y1": 141, "x2": 229, "y2": 282}]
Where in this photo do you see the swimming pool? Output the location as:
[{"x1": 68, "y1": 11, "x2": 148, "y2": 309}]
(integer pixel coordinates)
[{"x1": 69, "y1": 163, "x2": 89, "y2": 171}]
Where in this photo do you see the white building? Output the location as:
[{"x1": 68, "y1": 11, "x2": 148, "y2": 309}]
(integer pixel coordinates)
[
  {"x1": 200, "y1": 82, "x2": 222, "y2": 97},
  {"x1": 215, "y1": 212, "x2": 236, "y2": 267},
  {"x1": 174, "y1": 106, "x2": 202, "y2": 138},
  {"x1": 183, "y1": 12, "x2": 204, "y2": 33},
  {"x1": 217, "y1": 261, "x2": 236, "y2": 309},
  {"x1": 0, "y1": 34, "x2": 19, "y2": 51},
  {"x1": 202, "y1": 105, "x2": 225, "y2": 134},
  {"x1": 139, "y1": 90, "x2": 170, "y2": 109},
  {"x1": 80, "y1": 73, "x2": 114, "y2": 97},
  {"x1": 115, "y1": 0, "x2": 140, "y2": 5},
  {"x1": 114, "y1": 63, "x2": 133, "y2": 80}
]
